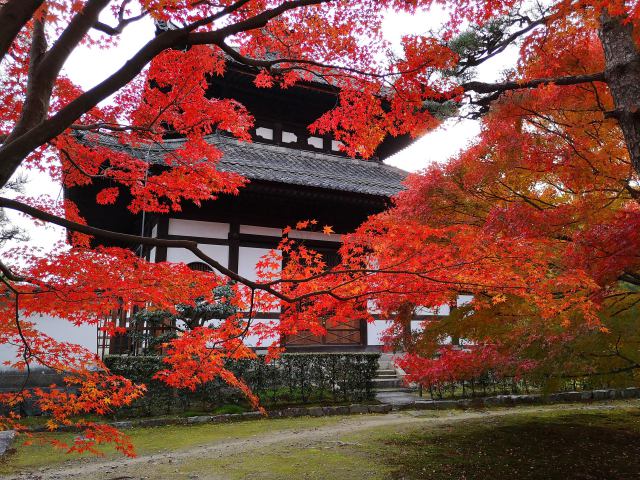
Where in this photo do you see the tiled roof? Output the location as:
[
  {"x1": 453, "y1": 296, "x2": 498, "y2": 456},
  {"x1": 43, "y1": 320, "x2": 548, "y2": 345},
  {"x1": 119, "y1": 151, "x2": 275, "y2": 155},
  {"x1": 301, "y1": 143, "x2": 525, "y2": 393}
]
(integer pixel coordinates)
[{"x1": 89, "y1": 134, "x2": 407, "y2": 197}]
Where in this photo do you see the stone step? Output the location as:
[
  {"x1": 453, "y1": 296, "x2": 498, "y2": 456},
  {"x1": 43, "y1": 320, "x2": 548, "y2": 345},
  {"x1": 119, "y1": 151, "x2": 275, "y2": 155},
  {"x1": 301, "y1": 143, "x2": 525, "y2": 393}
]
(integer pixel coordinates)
[
  {"x1": 378, "y1": 357, "x2": 394, "y2": 362},
  {"x1": 375, "y1": 390, "x2": 419, "y2": 407},
  {"x1": 373, "y1": 377, "x2": 403, "y2": 389},
  {"x1": 375, "y1": 387, "x2": 415, "y2": 393},
  {"x1": 375, "y1": 356, "x2": 402, "y2": 391}
]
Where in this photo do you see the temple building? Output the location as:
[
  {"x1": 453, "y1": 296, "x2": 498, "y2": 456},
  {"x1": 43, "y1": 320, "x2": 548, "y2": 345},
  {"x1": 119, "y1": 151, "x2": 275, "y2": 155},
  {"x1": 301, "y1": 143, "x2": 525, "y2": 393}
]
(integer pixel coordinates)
[{"x1": 65, "y1": 60, "x2": 455, "y2": 356}]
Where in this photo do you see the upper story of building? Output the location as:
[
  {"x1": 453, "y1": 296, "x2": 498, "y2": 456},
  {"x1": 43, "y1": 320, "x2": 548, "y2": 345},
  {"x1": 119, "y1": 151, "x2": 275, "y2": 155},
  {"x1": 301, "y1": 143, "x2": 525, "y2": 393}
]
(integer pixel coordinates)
[{"x1": 66, "y1": 60, "x2": 410, "y2": 249}]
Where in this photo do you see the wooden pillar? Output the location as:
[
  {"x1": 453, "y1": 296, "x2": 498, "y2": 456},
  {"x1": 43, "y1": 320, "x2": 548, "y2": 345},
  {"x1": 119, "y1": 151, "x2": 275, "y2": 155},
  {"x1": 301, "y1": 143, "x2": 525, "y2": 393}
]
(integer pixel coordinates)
[
  {"x1": 323, "y1": 134, "x2": 332, "y2": 153},
  {"x1": 154, "y1": 217, "x2": 169, "y2": 262},
  {"x1": 360, "y1": 318, "x2": 368, "y2": 348},
  {"x1": 228, "y1": 222, "x2": 240, "y2": 273},
  {"x1": 274, "y1": 122, "x2": 283, "y2": 146}
]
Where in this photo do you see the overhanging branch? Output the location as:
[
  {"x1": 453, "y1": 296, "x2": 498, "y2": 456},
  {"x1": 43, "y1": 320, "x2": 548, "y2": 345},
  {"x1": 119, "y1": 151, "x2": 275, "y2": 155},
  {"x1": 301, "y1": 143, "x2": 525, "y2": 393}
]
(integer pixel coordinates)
[
  {"x1": 0, "y1": 196, "x2": 285, "y2": 299},
  {"x1": 463, "y1": 71, "x2": 606, "y2": 95},
  {"x1": 0, "y1": 0, "x2": 334, "y2": 188}
]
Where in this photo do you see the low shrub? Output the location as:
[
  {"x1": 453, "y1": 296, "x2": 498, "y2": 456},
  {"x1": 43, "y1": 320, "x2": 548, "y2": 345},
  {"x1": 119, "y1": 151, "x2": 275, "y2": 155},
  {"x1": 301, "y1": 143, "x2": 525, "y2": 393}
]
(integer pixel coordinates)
[{"x1": 104, "y1": 352, "x2": 379, "y2": 417}]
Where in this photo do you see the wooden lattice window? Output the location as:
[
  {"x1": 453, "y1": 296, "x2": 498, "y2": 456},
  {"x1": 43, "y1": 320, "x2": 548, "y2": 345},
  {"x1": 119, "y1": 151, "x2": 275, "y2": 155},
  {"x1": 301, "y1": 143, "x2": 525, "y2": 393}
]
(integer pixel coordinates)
[{"x1": 187, "y1": 261, "x2": 213, "y2": 272}]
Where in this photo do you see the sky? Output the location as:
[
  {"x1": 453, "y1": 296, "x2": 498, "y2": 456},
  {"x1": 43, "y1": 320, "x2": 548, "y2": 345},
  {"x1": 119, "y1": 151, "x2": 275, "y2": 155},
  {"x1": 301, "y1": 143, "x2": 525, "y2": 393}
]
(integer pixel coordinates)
[{"x1": 5, "y1": 5, "x2": 517, "y2": 252}]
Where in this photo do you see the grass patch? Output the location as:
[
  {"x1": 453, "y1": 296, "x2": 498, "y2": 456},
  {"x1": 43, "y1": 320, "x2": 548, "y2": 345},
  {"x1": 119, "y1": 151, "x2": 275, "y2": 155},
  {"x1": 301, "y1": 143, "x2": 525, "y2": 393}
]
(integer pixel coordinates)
[
  {"x1": 380, "y1": 408, "x2": 640, "y2": 479},
  {"x1": 4, "y1": 403, "x2": 640, "y2": 479},
  {"x1": 178, "y1": 405, "x2": 640, "y2": 480},
  {"x1": 172, "y1": 445, "x2": 390, "y2": 480},
  {"x1": 0, "y1": 415, "x2": 343, "y2": 475}
]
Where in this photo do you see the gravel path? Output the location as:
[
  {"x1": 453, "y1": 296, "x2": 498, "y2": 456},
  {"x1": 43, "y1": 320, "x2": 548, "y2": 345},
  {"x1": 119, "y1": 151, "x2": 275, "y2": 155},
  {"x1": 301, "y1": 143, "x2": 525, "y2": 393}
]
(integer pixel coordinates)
[{"x1": 3, "y1": 403, "x2": 624, "y2": 480}]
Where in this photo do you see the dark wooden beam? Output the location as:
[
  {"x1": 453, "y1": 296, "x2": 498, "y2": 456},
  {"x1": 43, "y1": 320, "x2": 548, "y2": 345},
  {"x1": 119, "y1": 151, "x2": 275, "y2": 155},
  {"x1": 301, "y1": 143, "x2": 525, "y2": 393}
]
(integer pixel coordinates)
[{"x1": 228, "y1": 222, "x2": 240, "y2": 273}]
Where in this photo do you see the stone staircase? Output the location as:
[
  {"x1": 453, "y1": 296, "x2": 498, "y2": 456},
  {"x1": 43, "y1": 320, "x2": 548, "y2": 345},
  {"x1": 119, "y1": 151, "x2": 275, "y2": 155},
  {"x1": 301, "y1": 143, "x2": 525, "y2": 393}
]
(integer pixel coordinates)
[
  {"x1": 373, "y1": 353, "x2": 419, "y2": 407},
  {"x1": 372, "y1": 353, "x2": 404, "y2": 390}
]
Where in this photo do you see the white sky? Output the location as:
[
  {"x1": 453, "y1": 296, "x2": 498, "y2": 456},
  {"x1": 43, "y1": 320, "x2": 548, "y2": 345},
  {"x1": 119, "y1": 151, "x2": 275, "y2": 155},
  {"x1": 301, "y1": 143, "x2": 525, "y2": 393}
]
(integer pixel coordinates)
[{"x1": 5, "y1": 6, "x2": 517, "y2": 252}]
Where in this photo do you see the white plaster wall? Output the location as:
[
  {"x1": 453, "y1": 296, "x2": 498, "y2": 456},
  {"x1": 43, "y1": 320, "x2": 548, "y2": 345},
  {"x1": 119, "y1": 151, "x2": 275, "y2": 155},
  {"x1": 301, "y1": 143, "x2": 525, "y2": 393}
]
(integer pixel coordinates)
[
  {"x1": 367, "y1": 300, "x2": 381, "y2": 315},
  {"x1": 440, "y1": 335, "x2": 453, "y2": 345},
  {"x1": 307, "y1": 136, "x2": 324, "y2": 149},
  {"x1": 168, "y1": 218, "x2": 229, "y2": 239},
  {"x1": 238, "y1": 247, "x2": 280, "y2": 282},
  {"x1": 243, "y1": 319, "x2": 278, "y2": 348},
  {"x1": 367, "y1": 320, "x2": 392, "y2": 346},
  {"x1": 415, "y1": 304, "x2": 451, "y2": 316},
  {"x1": 255, "y1": 127, "x2": 274, "y2": 141},
  {"x1": 410, "y1": 320, "x2": 424, "y2": 333},
  {"x1": 457, "y1": 294, "x2": 474, "y2": 307},
  {"x1": 366, "y1": 320, "x2": 426, "y2": 346},
  {"x1": 239, "y1": 247, "x2": 281, "y2": 313},
  {"x1": 0, "y1": 314, "x2": 96, "y2": 371},
  {"x1": 166, "y1": 244, "x2": 229, "y2": 269},
  {"x1": 282, "y1": 131, "x2": 298, "y2": 144},
  {"x1": 310, "y1": 295, "x2": 474, "y2": 347}
]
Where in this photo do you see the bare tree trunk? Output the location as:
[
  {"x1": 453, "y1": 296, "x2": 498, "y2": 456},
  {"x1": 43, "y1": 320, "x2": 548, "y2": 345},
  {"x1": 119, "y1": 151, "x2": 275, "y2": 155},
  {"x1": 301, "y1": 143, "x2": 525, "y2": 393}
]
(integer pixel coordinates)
[
  {"x1": 395, "y1": 302, "x2": 414, "y2": 352},
  {"x1": 598, "y1": 11, "x2": 640, "y2": 174}
]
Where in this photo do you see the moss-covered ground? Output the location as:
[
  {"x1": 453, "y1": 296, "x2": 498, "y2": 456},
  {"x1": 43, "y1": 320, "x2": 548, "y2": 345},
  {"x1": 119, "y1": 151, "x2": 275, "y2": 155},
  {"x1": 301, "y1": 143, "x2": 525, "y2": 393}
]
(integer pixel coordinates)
[
  {"x1": 0, "y1": 415, "x2": 343, "y2": 476},
  {"x1": 2, "y1": 401, "x2": 640, "y2": 479}
]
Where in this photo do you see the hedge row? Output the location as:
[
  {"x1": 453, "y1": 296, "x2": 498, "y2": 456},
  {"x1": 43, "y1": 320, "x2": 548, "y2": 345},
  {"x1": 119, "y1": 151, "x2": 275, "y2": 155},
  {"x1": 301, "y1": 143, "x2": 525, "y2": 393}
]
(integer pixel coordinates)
[
  {"x1": 104, "y1": 352, "x2": 380, "y2": 417},
  {"x1": 421, "y1": 371, "x2": 639, "y2": 400}
]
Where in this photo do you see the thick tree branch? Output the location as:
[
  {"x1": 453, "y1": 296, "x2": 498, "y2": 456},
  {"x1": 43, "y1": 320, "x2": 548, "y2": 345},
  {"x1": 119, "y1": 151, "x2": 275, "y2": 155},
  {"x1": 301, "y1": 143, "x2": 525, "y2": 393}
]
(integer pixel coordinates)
[
  {"x1": 0, "y1": 0, "x2": 44, "y2": 63},
  {"x1": 0, "y1": 196, "x2": 384, "y2": 304},
  {"x1": 0, "y1": 258, "x2": 24, "y2": 282},
  {"x1": 35, "y1": 0, "x2": 111, "y2": 107},
  {"x1": 190, "y1": 0, "x2": 331, "y2": 41},
  {"x1": 0, "y1": 196, "x2": 295, "y2": 302},
  {"x1": 463, "y1": 71, "x2": 606, "y2": 95},
  {"x1": 4, "y1": 0, "x2": 110, "y2": 146},
  {"x1": 92, "y1": 0, "x2": 147, "y2": 35},
  {"x1": 0, "y1": 0, "x2": 334, "y2": 188},
  {"x1": 0, "y1": 197, "x2": 528, "y2": 306},
  {"x1": 16, "y1": 15, "x2": 48, "y2": 140}
]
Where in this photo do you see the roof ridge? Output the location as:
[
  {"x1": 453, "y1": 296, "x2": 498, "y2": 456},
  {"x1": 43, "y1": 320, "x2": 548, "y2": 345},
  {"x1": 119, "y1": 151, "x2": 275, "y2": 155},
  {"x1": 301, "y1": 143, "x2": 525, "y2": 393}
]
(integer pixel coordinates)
[
  {"x1": 219, "y1": 158, "x2": 398, "y2": 189},
  {"x1": 82, "y1": 131, "x2": 407, "y2": 197},
  {"x1": 209, "y1": 134, "x2": 407, "y2": 172},
  {"x1": 87, "y1": 131, "x2": 407, "y2": 175}
]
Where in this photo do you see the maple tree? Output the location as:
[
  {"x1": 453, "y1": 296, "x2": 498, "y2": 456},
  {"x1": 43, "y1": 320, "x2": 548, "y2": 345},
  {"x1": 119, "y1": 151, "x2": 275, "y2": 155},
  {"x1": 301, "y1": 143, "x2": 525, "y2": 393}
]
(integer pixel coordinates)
[
  {"x1": 1, "y1": 0, "x2": 640, "y2": 457},
  {"x1": 302, "y1": 1, "x2": 640, "y2": 389}
]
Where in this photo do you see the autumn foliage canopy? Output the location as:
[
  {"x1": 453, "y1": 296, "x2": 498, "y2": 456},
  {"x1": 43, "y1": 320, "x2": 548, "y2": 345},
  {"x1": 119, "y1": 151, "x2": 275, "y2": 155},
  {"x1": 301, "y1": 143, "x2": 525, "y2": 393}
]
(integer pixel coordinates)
[{"x1": 1, "y1": 0, "x2": 640, "y2": 455}]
